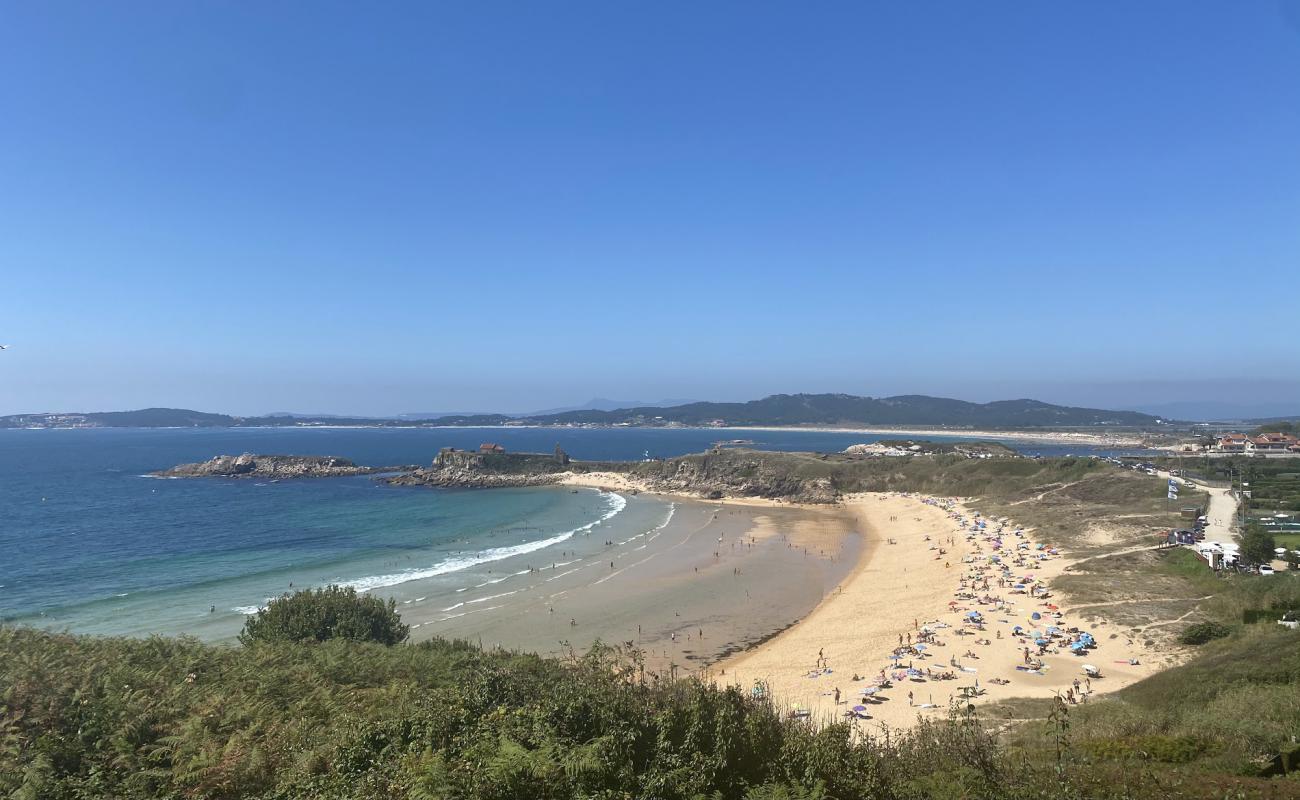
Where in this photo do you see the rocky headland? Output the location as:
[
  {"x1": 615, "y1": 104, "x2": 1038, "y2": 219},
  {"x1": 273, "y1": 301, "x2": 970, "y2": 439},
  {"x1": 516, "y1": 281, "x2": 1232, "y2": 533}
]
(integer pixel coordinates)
[
  {"x1": 154, "y1": 453, "x2": 405, "y2": 479},
  {"x1": 155, "y1": 441, "x2": 1020, "y2": 503}
]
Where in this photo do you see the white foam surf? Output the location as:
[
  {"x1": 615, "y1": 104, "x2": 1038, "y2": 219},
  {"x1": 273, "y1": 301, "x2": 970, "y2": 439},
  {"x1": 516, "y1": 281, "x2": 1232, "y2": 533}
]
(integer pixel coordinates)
[{"x1": 340, "y1": 491, "x2": 627, "y2": 593}]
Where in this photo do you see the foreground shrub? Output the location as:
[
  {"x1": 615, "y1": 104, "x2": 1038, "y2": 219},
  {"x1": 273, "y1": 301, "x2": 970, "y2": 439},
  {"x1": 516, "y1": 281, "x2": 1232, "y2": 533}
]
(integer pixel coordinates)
[
  {"x1": 2, "y1": 627, "x2": 1296, "y2": 799},
  {"x1": 239, "y1": 585, "x2": 409, "y2": 645},
  {"x1": 1178, "y1": 621, "x2": 1232, "y2": 646}
]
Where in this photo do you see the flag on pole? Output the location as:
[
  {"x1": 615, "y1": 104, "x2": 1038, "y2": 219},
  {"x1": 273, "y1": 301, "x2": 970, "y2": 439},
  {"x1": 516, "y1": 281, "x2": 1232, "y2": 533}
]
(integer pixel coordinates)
[{"x1": 1167, "y1": 489, "x2": 1178, "y2": 499}]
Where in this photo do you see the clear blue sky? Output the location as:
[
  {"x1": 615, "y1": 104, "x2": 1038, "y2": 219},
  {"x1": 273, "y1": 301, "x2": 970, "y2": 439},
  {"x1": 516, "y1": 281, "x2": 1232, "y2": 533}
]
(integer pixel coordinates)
[{"x1": 2, "y1": 1, "x2": 1298, "y2": 416}]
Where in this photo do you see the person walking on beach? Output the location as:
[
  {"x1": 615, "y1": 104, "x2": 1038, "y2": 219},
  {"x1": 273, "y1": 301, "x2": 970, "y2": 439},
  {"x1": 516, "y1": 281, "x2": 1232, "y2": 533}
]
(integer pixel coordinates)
[
  {"x1": 834, "y1": 687, "x2": 841, "y2": 705},
  {"x1": 908, "y1": 690, "x2": 914, "y2": 706}
]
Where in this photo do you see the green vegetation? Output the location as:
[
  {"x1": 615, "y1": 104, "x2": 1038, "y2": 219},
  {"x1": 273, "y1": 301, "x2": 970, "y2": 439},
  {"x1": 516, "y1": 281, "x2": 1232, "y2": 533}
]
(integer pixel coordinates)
[
  {"x1": 238, "y1": 586, "x2": 409, "y2": 646},
  {"x1": 993, "y1": 551, "x2": 1300, "y2": 780},
  {"x1": 0, "y1": 393, "x2": 1164, "y2": 430},
  {"x1": 1177, "y1": 621, "x2": 1232, "y2": 645},
  {"x1": 6, "y1": 457, "x2": 1300, "y2": 798},
  {"x1": 534, "y1": 393, "x2": 1160, "y2": 428},
  {"x1": 1241, "y1": 525, "x2": 1278, "y2": 567},
  {"x1": 1251, "y1": 421, "x2": 1300, "y2": 436},
  {"x1": 1166, "y1": 456, "x2": 1300, "y2": 516},
  {"x1": 3, "y1": 626, "x2": 1295, "y2": 800}
]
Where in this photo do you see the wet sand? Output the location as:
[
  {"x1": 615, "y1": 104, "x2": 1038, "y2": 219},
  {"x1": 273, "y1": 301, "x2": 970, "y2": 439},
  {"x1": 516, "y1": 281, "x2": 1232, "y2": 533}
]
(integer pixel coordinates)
[{"x1": 399, "y1": 491, "x2": 860, "y2": 674}]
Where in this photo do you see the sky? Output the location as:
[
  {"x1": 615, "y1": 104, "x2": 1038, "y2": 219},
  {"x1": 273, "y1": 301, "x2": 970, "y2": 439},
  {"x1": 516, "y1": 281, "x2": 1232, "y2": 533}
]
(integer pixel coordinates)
[{"x1": 2, "y1": 1, "x2": 1298, "y2": 417}]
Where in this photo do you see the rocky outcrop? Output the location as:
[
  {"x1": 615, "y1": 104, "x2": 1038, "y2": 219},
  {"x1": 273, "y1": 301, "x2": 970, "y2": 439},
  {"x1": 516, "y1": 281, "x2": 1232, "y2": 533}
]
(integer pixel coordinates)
[
  {"x1": 843, "y1": 442, "x2": 912, "y2": 456},
  {"x1": 386, "y1": 468, "x2": 563, "y2": 489},
  {"x1": 155, "y1": 453, "x2": 399, "y2": 479},
  {"x1": 386, "y1": 451, "x2": 568, "y2": 489},
  {"x1": 625, "y1": 454, "x2": 840, "y2": 504}
]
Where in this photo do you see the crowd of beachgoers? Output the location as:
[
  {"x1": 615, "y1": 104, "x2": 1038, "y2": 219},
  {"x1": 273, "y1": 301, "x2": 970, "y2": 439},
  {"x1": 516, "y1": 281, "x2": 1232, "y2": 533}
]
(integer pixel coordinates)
[{"x1": 716, "y1": 491, "x2": 1157, "y2": 731}]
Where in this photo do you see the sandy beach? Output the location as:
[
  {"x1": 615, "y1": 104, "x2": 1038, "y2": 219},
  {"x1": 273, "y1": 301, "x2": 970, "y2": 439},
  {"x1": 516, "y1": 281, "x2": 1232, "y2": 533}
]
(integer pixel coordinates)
[
  {"x1": 723, "y1": 425, "x2": 1149, "y2": 448},
  {"x1": 563, "y1": 473, "x2": 1167, "y2": 732},
  {"x1": 393, "y1": 483, "x2": 859, "y2": 675}
]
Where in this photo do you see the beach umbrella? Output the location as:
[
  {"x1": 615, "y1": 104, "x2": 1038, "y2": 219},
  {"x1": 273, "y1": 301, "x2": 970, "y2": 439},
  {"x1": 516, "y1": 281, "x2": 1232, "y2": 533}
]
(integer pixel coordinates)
[
  {"x1": 1035, "y1": 638, "x2": 1049, "y2": 646},
  {"x1": 1030, "y1": 611, "x2": 1042, "y2": 621},
  {"x1": 888, "y1": 654, "x2": 903, "y2": 662},
  {"x1": 1046, "y1": 626, "x2": 1061, "y2": 635},
  {"x1": 852, "y1": 704, "x2": 868, "y2": 713},
  {"x1": 914, "y1": 643, "x2": 928, "y2": 651},
  {"x1": 1012, "y1": 625, "x2": 1023, "y2": 633},
  {"x1": 859, "y1": 687, "x2": 878, "y2": 696}
]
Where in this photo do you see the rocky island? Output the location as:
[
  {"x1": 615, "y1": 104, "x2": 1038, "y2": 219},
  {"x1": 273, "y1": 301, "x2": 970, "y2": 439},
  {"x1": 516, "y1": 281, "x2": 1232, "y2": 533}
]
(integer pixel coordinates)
[{"x1": 153, "y1": 453, "x2": 407, "y2": 479}]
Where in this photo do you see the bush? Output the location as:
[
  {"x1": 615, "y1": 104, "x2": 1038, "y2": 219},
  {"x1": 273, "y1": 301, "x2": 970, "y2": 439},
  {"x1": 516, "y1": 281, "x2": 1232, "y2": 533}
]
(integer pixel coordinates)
[
  {"x1": 1082, "y1": 735, "x2": 1211, "y2": 763},
  {"x1": 1239, "y1": 526, "x2": 1276, "y2": 567},
  {"x1": 239, "y1": 585, "x2": 409, "y2": 646},
  {"x1": 1178, "y1": 621, "x2": 1232, "y2": 645}
]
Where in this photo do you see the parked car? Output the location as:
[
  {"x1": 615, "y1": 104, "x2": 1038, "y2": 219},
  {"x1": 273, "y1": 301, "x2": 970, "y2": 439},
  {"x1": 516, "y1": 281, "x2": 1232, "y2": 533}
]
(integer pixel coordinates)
[{"x1": 1258, "y1": 565, "x2": 1276, "y2": 576}]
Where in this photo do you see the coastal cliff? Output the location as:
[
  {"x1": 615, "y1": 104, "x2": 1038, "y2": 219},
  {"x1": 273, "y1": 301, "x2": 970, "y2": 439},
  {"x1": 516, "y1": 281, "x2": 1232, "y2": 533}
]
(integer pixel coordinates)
[{"x1": 155, "y1": 453, "x2": 400, "y2": 479}]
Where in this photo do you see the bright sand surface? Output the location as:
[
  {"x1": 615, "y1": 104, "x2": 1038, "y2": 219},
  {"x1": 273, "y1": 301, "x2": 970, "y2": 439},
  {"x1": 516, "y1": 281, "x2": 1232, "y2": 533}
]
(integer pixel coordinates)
[
  {"x1": 562, "y1": 474, "x2": 1167, "y2": 732},
  {"x1": 722, "y1": 426, "x2": 1148, "y2": 448},
  {"x1": 714, "y1": 492, "x2": 1161, "y2": 732}
]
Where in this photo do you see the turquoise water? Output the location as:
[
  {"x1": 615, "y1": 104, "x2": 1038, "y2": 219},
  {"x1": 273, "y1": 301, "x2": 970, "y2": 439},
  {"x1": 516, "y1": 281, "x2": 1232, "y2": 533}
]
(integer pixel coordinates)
[{"x1": 0, "y1": 426, "x2": 1133, "y2": 638}]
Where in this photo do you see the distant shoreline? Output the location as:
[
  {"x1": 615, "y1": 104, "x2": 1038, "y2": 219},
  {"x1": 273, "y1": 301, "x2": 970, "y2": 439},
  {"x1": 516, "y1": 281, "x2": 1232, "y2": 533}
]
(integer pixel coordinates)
[{"x1": 0, "y1": 423, "x2": 1152, "y2": 448}]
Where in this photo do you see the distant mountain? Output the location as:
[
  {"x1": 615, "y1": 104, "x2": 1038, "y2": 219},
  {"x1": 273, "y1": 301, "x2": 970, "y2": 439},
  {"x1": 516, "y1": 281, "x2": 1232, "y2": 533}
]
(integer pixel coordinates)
[
  {"x1": 0, "y1": 394, "x2": 1163, "y2": 430},
  {"x1": 516, "y1": 393, "x2": 1161, "y2": 428},
  {"x1": 264, "y1": 412, "x2": 388, "y2": 420},
  {"x1": 525, "y1": 397, "x2": 701, "y2": 416}
]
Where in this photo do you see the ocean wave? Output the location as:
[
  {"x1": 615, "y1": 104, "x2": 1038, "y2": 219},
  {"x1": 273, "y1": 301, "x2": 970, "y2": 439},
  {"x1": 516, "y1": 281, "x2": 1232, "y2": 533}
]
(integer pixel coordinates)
[{"x1": 341, "y1": 491, "x2": 627, "y2": 593}]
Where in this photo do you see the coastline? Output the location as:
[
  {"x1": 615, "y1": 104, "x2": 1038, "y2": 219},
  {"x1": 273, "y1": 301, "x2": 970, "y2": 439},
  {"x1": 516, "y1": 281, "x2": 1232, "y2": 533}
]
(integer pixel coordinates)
[
  {"x1": 722, "y1": 425, "x2": 1148, "y2": 448},
  {"x1": 563, "y1": 472, "x2": 1172, "y2": 732},
  {"x1": 385, "y1": 484, "x2": 859, "y2": 674},
  {"x1": 0, "y1": 423, "x2": 1154, "y2": 449}
]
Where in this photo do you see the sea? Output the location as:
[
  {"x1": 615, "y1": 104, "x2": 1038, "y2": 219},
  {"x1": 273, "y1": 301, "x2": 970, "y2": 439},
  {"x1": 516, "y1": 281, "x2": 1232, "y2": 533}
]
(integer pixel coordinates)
[{"x1": 0, "y1": 426, "x2": 1143, "y2": 641}]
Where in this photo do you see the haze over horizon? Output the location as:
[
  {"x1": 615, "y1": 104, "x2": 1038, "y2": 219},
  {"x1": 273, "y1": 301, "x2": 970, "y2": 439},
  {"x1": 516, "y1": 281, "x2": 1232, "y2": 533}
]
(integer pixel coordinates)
[{"x1": 3, "y1": 2, "x2": 1299, "y2": 418}]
